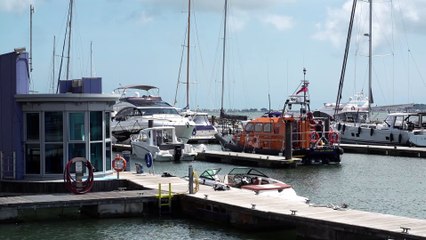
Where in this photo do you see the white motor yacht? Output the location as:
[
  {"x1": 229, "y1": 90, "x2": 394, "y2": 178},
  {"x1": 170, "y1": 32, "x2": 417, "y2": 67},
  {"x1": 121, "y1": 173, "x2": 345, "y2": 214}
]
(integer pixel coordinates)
[{"x1": 111, "y1": 85, "x2": 195, "y2": 144}]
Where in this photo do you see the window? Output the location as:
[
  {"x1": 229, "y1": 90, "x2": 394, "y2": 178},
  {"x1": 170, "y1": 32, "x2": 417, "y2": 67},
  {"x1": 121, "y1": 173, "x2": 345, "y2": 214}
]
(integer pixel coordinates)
[
  {"x1": 105, "y1": 112, "x2": 111, "y2": 138},
  {"x1": 26, "y1": 113, "x2": 39, "y2": 141},
  {"x1": 394, "y1": 116, "x2": 403, "y2": 129},
  {"x1": 254, "y1": 123, "x2": 263, "y2": 132},
  {"x1": 44, "y1": 112, "x2": 64, "y2": 174},
  {"x1": 25, "y1": 144, "x2": 40, "y2": 174},
  {"x1": 69, "y1": 112, "x2": 85, "y2": 141},
  {"x1": 90, "y1": 111, "x2": 103, "y2": 141},
  {"x1": 106, "y1": 142, "x2": 111, "y2": 171},
  {"x1": 69, "y1": 143, "x2": 86, "y2": 159},
  {"x1": 45, "y1": 112, "x2": 63, "y2": 142},
  {"x1": 263, "y1": 123, "x2": 272, "y2": 132},
  {"x1": 45, "y1": 144, "x2": 63, "y2": 174},
  {"x1": 90, "y1": 142, "x2": 103, "y2": 172},
  {"x1": 245, "y1": 123, "x2": 254, "y2": 132}
]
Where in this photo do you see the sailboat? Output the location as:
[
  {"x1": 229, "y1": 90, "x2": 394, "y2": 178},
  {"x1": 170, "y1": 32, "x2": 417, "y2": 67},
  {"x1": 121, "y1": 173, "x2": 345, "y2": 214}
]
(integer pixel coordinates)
[
  {"x1": 333, "y1": 0, "x2": 426, "y2": 147},
  {"x1": 175, "y1": 0, "x2": 218, "y2": 143},
  {"x1": 216, "y1": 0, "x2": 247, "y2": 135}
]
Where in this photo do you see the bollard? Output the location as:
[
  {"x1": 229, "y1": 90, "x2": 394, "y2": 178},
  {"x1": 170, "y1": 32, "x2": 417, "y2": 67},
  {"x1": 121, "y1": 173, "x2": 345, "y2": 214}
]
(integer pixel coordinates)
[{"x1": 188, "y1": 165, "x2": 194, "y2": 194}]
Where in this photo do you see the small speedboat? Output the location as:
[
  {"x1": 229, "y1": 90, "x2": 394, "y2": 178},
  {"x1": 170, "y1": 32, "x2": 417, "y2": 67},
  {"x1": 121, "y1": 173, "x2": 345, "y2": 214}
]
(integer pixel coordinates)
[
  {"x1": 131, "y1": 126, "x2": 201, "y2": 162},
  {"x1": 197, "y1": 167, "x2": 308, "y2": 202}
]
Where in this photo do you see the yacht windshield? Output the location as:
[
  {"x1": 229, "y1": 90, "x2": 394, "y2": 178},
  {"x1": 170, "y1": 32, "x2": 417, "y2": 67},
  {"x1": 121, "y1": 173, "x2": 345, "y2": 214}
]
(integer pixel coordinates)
[{"x1": 140, "y1": 108, "x2": 179, "y2": 116}]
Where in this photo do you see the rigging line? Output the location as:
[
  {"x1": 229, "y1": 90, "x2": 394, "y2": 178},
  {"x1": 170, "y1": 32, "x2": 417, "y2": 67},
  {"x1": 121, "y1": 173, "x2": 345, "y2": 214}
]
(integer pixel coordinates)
[
  {"x1": 408, "y1": 50, "x2": 426, "y2": 88},
  {"x1": 192, "y1": 2, "x2": 208, "y2": 107},
  {"x1": 56, "y1": 2, "x2": 72, "y2": 93},
  {"x1": 174, "y1": 38, "x2": 186, "y2": 106},
  {"x1": 391, "y1": 0, "x2": 395, "y2": 105}
]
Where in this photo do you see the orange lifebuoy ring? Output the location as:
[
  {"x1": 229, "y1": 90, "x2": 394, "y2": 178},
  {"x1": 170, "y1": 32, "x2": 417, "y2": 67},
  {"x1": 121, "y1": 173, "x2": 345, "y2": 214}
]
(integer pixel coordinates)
[
  {"x1": 112, "y1": 154, "x2": 127, "y2": 172},
  {"x1": 328, "y1": 131, "x2": 339, "y2": 144},
  {"x1": 310, "y1": 131, "x2": 320, "y2": 143}
]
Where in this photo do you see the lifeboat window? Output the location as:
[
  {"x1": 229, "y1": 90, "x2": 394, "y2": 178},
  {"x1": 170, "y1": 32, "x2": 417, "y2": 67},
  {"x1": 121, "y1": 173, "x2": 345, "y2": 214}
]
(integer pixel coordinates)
[
  {"x1": 263, "y1": 123, "x2": 272, "y2": 132},
  {"x1": 254, "y1": 123, "x2": 263, "y2": 132},
  {"x1": 245, "y1": 123, "x2": 254, "y2": 132}
]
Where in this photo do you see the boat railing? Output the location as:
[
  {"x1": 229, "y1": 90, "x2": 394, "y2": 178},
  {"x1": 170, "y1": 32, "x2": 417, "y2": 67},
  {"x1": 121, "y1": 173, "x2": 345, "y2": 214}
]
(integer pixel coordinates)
[{"x1": 240, "y1": 130, "x2": 341, "y2": 149}]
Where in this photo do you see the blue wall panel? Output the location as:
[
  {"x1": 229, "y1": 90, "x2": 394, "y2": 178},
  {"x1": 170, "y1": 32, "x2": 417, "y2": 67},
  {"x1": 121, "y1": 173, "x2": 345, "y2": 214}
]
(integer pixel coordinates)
[{"x1": 0, "y1": 51, "x2": 28, "y2": 179}]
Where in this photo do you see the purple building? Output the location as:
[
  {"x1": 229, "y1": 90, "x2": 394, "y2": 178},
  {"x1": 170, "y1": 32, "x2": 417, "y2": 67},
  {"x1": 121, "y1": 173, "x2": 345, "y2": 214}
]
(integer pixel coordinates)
[{"x1": 0, "y1": 49, "x2": 118, "y2": 180}]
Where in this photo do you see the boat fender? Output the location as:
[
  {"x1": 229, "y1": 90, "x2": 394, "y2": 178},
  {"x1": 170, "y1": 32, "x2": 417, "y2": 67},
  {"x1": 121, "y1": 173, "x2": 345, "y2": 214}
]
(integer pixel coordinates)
[
  {"x1": 342, "y1": 124, "x2": 346, "y2": 133},
  {"x1": 193, "y1": 171, "x2": 199, "y2": 193},
  {"x1": 390, "y1": 133, "x2": 394, "y2": 142},
  {"x1": 145, "y1": 152, "x2": 153, "y2": 168},
  {"x1": 337, "y1": 123, "x2": 341, "y2": 131},
  {"x1": 398, "y1": 134, "x2": 402, "y2": 144},
  {"x1": 192, "y1": 128, "x2": 197, "y2": 136},
  {"x1": 370, "y1": 128, "x2": 374, "y2": 136},
  {"x1": 358, "y1": 127, "x2": 361, "y2": 135}
]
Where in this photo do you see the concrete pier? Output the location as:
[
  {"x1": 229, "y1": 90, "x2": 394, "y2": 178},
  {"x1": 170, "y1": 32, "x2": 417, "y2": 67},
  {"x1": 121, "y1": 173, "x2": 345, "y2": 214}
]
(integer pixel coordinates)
[
  {"x1": 339, "y1": 144, "x2": 426, "y2": 158},
  {"x1": 1, "y1": 173, "x2": 426, "y2": 239},
  {"x1": 196, "y1": 150, "x2": 301, "y2": 168}
]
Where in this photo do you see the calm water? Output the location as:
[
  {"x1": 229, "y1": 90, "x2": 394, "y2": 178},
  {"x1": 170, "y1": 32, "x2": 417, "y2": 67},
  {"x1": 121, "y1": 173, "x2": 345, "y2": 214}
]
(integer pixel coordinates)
[{"x1": 2, "y1": 146, "x2": 426, "y2": 239}]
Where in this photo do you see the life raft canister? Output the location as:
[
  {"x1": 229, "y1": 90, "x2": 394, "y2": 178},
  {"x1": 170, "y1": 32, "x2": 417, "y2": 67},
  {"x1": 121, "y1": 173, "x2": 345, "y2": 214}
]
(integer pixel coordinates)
[
  {"x1": 328, "y1": 131, "x2": 339, "y2": 144},
  {"x1": 310, "y1": 131, "x2": 320, "y2": 143}
]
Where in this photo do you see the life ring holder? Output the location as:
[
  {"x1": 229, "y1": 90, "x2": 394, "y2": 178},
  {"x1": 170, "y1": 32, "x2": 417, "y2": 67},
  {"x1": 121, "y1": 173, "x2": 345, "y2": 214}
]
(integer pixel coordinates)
[
  {"x1": 310, "y1": 131, "x2": 320, "y2": 143},
  {"x1": 63, "y1": 157, "x2": 94, "y2": 194},
  {"x1": 328, "y1": 131, "x2": 339, "y2": 144},
  {"x1": 112, "y1": 154, "x2": 127, "y2": 172}
]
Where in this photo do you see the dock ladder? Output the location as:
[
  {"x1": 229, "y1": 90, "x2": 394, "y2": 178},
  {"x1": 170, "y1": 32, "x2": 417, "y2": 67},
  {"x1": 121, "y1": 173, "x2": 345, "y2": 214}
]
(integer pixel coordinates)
[{"x1": 156, "y1": 183, "x2": 173, "y2": 215}]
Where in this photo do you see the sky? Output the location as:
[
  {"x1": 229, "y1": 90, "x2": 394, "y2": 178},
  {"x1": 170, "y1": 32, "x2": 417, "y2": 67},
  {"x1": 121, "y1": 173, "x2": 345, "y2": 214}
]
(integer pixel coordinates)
[{"x1": 1, "y1": 0, "x2": 426, "y2": 110}]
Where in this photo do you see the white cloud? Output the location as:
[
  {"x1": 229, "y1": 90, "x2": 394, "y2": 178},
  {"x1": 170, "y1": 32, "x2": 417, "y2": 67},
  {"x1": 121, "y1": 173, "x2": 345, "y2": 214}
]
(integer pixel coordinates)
[
  {"x1": 0, "y1": 0, "x2": 34, "y2": 13},
  {"x1": 136, "y1": 11, "x2": 153, "y2": 25},
  {"x1": 262, "y1": 14, "x2": 293, "y2": 31},
  {"x1": 137, "y1": 0, "x2": 294, "y2": 32},
  {"x1": 314, "y1": 0, "x2": 426, "y2": 49}
]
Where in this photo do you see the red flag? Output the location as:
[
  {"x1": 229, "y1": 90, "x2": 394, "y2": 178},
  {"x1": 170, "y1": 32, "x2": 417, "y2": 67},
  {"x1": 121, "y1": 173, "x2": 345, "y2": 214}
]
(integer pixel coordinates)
[{"x1": 296, "y1": 83, "x2": 309, "y2": 94}]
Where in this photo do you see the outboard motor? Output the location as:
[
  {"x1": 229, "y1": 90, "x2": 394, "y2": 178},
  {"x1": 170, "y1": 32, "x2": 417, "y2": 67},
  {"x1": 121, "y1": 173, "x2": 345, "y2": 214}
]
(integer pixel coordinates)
[
  {"x1": 135, "y1": 163, "x2": 144, "y2": 174},
  {"x1": 173, "y1": 145, "x2": 182, "y2": 162}
]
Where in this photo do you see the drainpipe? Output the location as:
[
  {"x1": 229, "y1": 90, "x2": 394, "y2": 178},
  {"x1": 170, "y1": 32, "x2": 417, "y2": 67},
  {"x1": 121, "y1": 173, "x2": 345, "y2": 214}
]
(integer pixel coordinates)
[
  {"x1": 0, "y1": 151, "x2": 3, "y2": 180},
  {"x1": 13, "y1": 152, "x2": 16, "y2": 180}
]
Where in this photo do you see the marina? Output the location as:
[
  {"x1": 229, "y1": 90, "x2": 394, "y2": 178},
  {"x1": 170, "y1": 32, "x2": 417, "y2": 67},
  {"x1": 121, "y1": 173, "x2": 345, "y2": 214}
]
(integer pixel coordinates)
[
  {"x1": 2, "y1": 0, "x2": 426, "y2": 239},
  {"x1": 1, "y1": 172, "x2": 426, "y2": 239}
]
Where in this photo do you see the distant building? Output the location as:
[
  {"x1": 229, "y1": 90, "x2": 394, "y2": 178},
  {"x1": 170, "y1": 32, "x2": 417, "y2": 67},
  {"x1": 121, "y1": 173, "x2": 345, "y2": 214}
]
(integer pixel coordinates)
[{"x1": 0, "y1": 49, "x2": 118, "y2": 180}]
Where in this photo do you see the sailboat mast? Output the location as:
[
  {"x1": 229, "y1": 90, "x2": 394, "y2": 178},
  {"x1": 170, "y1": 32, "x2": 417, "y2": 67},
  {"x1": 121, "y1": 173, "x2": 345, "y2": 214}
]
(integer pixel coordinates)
[
  {"x1": 66, "y1": 0, "x2": 73, "y2": 80},
  {"x1": 368, "y1": 0, "x2": 373, "y2": 118},
  {"x1": 186, "y1": 0, "x2": 191, "y2": 109},
  {"x1": 334, "y1": 0, "x2": 357, "y2": 118},
  {"x1": 29, "y1": 5, "x2": 34, "y2": 73},
  {"x1": 52, "y1": 36, "x2": 56, "y2": 93},
  {"x1": 90, "y1": 41, "x2": 93, "y2": 77},
  {"x1": 220, "y1": 0, "x2": 228, "y2": 113}
]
